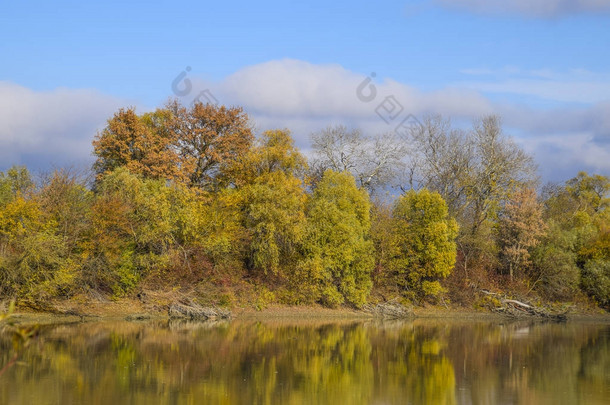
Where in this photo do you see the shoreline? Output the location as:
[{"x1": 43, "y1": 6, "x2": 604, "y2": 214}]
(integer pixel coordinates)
[{"x1": 4, "y1": 303, "x2": 610, "y2": 326}]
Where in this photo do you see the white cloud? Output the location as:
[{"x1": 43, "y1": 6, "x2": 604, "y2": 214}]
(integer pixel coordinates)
[
  {"x1": 0, "y1": 82, "x2": 125, "y2": 170},
  {"x1": 187, "y1": 59, "x2": 493, "y2": 135},
  {"x1": 178, "y1": 59, "x2": 610, "y2": 182},
  {"x1": 2, "y1": 60, "x2": 609, "y2": 183},
  {"x1": 434, "y1": 0, "x2": 610, "y2": 18}
]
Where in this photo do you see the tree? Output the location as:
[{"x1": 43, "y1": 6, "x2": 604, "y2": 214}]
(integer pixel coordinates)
[
  {"x1": 538, "y1": 172, "x2": 610, "y2": 303},
  {"x1": 407, "y1": 115, "x2": 537, "y2": 280},
  {"x1": 581, "y1": 258, "x2": 610, "y2": 308},
  {"x1": 461, "y1": 116, "x2": 536, "y2": 237},
  {"x1": 86, "y1": 168, "x2": 183, "y2": 295},
  {"x1": 167, "y1": 100, "x2": 254, "y2": 189},
  {"x1": 405, "y1": 116, "x2": 473, "y2": 215},
  {"x1": 0, "y1": 166, "x2": 34, "y2": 204},
  {"x1": 235, "y1": 130, "x2": 308, "y2": 277},
  {"x1": 92, "y1": 108, "x2": 182, "y2": 182},
  {"x1": 497, "y1": 187, "x2": 547, "y2": 282},
  {"x1": 297, "y1": 170, "x2": 374, "y2": 307},
  {"x1": 565, "y1": 171, "x2": 610, "y2": 213},
  {"x1": 310, "y1": 125, "x2": 407, "y2": 193},
  {"x1": 531, "y1": 221, "x2": 580, "y2": 300},
  {"x1": 0, "y1": 167, "x2": 79, "y2": 303},
  {"x1": 387, "y1": 189, "x2": 458, "y2": 300}
]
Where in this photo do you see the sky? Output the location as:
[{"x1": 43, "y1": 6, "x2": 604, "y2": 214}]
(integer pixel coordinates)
[{"x1": 1, "y1": 0, "x2": 609, "y2": 183}]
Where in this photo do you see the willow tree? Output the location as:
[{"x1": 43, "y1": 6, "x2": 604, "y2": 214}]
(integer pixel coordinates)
[
  {"x1": 388, "y1": 189, "x2": 458, "y2": 300},
  {"x1": 298, "y1": 170, "x2": 374, "y2": 308},
  {"x1": 234, "y1": 129, "x2": 308, "y2": 278}
]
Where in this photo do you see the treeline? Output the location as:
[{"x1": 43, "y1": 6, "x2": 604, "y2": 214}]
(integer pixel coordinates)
[{"x1": 0, "y1": 101, "x2": 608, "y2": 309}]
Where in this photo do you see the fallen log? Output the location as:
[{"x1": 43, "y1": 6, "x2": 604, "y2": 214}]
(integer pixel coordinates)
[{"x1": 481, "y1": 291, "x2": 567, "y2": 321}]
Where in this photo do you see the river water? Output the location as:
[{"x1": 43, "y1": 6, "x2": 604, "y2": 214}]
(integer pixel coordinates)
[{"x1": 1, "y1": 319, "x2": 608, "y2": 404}]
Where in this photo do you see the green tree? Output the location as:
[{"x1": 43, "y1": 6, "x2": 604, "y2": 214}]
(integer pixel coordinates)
[
  {"x1": 387, "y1": 189, "x2": 458, "y2": 300},
  {"x1": 236, "y1": 130, "x2": 307, "y2": 277},
  {"x1": 86, "y1": 168, "x2": 182, "y2": 295},
  {"x1": 298, "y1": 170, "x2": 374, "y2": 308},
  {"x1": 539, "y1": 172, "x2": 610, "y2": 304},
  {"x1": 530, "y1": 221, "x2": 580, "y2": 300}
]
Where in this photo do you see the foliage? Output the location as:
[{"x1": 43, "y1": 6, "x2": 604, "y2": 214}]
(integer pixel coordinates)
[
  {"x1": 297, "y1": 170, "x2": 374, "y2": 308},
  {"x1": 86, "y1": 168, "x2": 182, "y2": 295},
  {"x1": 581, "y1": 259, "x2": 610, "y2": 307},
  {"x1": 530, "y1": 221, "x2": 580, "y2": 300},
  {"x1": 2, "y1": 105, "x2": 610, "y2": 311},
  {"x1": 497, "y1": 187, "x2": 547, "y2": 281},
  {"x1": 386, "y1": 189, "x2": 458, "y2": 300},
  {"x1": 92, "y1": 108, "x2": 182, "y2": 182},
  {"x1": 167, "y1": 100, "x2": 254, "y2": 189},
  {"x1": 235, "y1": 130, "x2": 307, "y2": 277},
  {"x1": 536, "y1": 172, "x2": 610, "y2": 304}
]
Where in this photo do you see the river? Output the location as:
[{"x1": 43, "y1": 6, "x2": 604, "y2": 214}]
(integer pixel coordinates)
[{"x1": 1, "y1": 319, "x2": 608, "y2": 404}]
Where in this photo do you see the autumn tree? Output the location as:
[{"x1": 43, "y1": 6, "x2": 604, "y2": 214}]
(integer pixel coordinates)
[
  {"x1": 234, "y1": 130, "x2": 307, "y2": 277},
  {"x1": 167, "y1": 100, "x2": 253, "y2": 189},
  {"x1": 369, "y1": 200, "x2": 394, "y2": 288},
  {"x1": 536, "y1": 172, "x2": 610, "y2": 303},
  {"x1": 530, "y1": 221, "x2": 581, "y2": 300},
  {"x1": 297, "y1": 170, "x2": 374, "y2": 307},
  {"x1": 0, "y1": 167, "x2": 83, "y2": 303},
  {"x1": 85, "y1": 168, "x2": 193, "y2": 295},
  {"x1": 407, "y1": 115, "x2": 537, "y2": 279},
  {"x1": 387, "y1": 189, "x2": 458, "y2": 300},
  {"x1": 497, "y1": 187, "x2": 547, "y2": 282},
  {"x1": 0, "y1": 166, "x2": 42, "y2": 297},
  {"x1": 92, "y1": 108, "x2": 182, "y2": 182}
]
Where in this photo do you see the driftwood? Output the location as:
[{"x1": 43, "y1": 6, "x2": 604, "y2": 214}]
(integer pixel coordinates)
[
  {"x1": 168, "y1": 301, "x2": 231, "y2": 321},
  {"x1": 364, "y1": 300, "x2": 413, "y2": 319},
  {"x1": 481, "y1": 290, "x2": 567, "y2": 321}
]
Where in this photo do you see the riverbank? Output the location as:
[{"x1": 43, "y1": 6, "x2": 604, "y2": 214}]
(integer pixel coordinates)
[{"x1": 4, "y1": 298, "x2": 610, "y2": 326}]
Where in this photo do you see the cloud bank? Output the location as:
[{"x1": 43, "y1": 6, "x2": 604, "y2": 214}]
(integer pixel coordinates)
[
  {"x1": 434, "y1": 0, "x2": 610, "y2": 18},
  {"x1": 1, "y1": 59, "x2": 608, "y2": 183},
  {"x1": 0, "y1": 82, "x2": 125, "y2": 171},
  {"x1": 181, "y1": 59, "x2": 610, "y2": 182}
]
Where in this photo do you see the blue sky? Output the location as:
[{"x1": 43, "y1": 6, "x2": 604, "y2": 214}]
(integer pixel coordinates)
[{"x1": 1, "y1": 0, "x2": 609, "y2": 182}]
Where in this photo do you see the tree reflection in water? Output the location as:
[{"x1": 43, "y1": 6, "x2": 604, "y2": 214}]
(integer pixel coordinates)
[{"x1": 0, "y1": 319, "x2": 608, "y2": 404}]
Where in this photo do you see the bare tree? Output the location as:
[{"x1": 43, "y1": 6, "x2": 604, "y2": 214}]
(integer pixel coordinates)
[
  {"x1": 467, "y1": 116, "x2": 538, "y2": 235},
  {"x1": 310, "y1": 125, "x2": 408, "y2": 193},
  {"x1": 404, "y1": 115, "x2": 474, "y2": 217},
  {"x1": 404, "y1": 115, "x2": 538, "y2": 276}
]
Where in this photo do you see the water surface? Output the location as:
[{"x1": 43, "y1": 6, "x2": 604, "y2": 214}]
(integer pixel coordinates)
[{"x1": 1, "y1": 319, "x2": 608, "y2": 404}]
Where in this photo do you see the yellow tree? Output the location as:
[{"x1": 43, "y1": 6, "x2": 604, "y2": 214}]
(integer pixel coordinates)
[
  {"x1": 299, "y1": 170, "x2": 374, "y2": 308},
  {"x1": 388, "y1": 189, "x2": 458, "y2": 300},
  {"x1": 233, "y1": 130, "x2": 307, "y2": 278}
]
